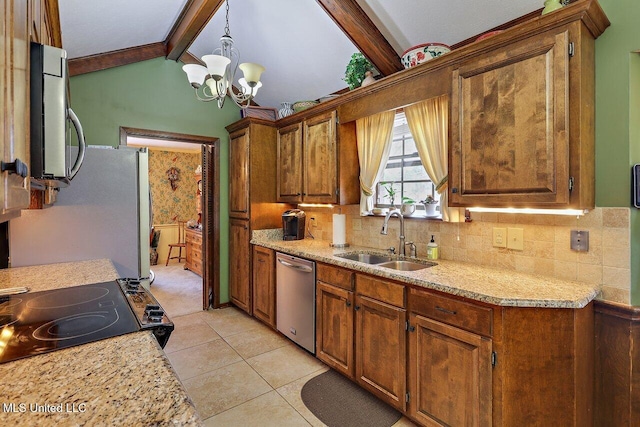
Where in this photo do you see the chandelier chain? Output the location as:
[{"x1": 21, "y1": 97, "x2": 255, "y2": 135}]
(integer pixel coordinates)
[{"x1": 224, "y1": 0, "x2": 230, "y2": 37}]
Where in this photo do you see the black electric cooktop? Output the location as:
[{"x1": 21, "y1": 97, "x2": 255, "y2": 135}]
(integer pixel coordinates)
[{"x1": 0, "y1": 281, "x2": 140, "y2": 364}]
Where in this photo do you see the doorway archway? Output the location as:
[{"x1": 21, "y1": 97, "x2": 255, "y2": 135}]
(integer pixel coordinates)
[{"x1": 119, "y1": 126, "x2": 221, "y2": 309}]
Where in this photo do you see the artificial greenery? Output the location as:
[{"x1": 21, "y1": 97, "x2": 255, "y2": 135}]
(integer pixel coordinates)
[
  {"x1": 344, "y1": 53, "x2": 374, "y2": 90},
  {"x1": 382, "y1": 183, "x2": 397, "y2": 205},
  {"x1": 421, "y1": 195, "x2": 438, "y2": 204},
  {"x1": 402, "y1": 196, "x2": 416, "y2": 204}
]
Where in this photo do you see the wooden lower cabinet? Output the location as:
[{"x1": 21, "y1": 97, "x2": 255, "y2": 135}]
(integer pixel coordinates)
[
  {"x1": 355, "y1": 294, "x2": 407, "y2": 412},
  {"x1": 316, "y1": 281, "x2": 354, "y2": 378},
  {"x1": 252, "y1": 246, "x2": 276, "y2": 328},
  {"x1": 229, "y1": 218, "x2": 250, "y2": 313},
  {"x1": 310, "y1": 261, "x2": 593, "y2": 427},
  {"x1": 407, "y1": 313, "x2": 492, "y2": 426}
]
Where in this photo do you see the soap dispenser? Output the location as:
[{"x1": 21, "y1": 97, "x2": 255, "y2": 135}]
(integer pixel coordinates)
[{"x1": 427, "y1": 235, "x2": 439, "y2": 260}]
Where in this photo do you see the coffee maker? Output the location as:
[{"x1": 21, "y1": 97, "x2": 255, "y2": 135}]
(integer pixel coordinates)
[{"x1": 282, "y1": 209, "x2": 305, "y2": 240}]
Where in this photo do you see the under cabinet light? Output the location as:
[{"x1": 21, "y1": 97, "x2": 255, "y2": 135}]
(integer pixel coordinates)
[
  {"x1": 467, "y1": 207, "x2": 588, "y2": 216},
  {"x1": 298, "y1": 203, "x2": 335, "y2": 208}
]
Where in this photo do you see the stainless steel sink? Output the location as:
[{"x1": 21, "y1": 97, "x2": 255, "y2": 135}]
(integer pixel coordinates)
[
  {"x1": 336, "y1": 253, "x2": 393, "y2": 264},
  {"x1": 377, "y1": 260, "x2": 437, "y2": 271}
]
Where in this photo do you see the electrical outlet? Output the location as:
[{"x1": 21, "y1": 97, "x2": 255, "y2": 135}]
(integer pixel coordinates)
[
  {"x1": 310, "y1": 217, "x2": 318, "y2": 228},
  {"x1": 570, "y1": 230, "x2": 589, "y2": 251},
  {"x1": 507, "y1": 228, "x2": 524, "y2": 251},
  {"x1": 493, "y1": 228, "x2": 507, "y2": 248}
]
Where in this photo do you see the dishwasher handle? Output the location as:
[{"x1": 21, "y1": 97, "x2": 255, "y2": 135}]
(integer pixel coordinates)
[{"x1": 277, "y1": 258, "x2": 314, "y2": 273}]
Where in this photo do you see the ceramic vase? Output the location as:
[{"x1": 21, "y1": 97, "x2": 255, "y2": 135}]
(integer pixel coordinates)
[
  {"x1": 541, "y1": 0, "x2": 564, "y2": 15},
  {"x1": 278, "y1": 102, "x2": 294, "y2": 119},
  {"x1": 360, "y1": 70, "x2": 376, "y2": 87}
]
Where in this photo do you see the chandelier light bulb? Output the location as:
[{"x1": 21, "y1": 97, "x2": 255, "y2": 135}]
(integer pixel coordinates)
[{"x1": 182, "y1": 0, "x2": 265, "y2": 108}]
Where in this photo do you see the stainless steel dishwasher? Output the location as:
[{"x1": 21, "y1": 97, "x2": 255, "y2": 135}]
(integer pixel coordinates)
[{"x1": 276, "y1": 252, "x2": 316, "y2": 354}]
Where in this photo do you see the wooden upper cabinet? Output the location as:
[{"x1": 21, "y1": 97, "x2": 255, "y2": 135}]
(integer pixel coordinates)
[
  {"x1": 449, "y1": 19, "x2": 599, "y2": 209},
  {"x1": 276, "y1": 110, "x2": 359, "y2": 205},
  {"x1": 303, "y1": 111, "x2": 338, "y2": 203},
  {"x1": 450, "y1": 29, "x2": 571, "y2": 208},
  {"x1": 0, "y1": 0, "x2": 32, "y2": 222},
  {"x1": 229, "y1": 127, "x2": 250, "y2": 219},
  {"x1": 276, "y1": 123, "x2": 303, "y2": 203}
]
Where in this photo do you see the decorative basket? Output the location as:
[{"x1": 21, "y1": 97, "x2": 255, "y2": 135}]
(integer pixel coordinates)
[{"x1": 240, "y1": 106, "x2": 278, "y2": 121}]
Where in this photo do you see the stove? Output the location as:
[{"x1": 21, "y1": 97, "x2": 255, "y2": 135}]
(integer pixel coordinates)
[{"x1": 0, "y1": 279, "x2": 173, "y2": 364}]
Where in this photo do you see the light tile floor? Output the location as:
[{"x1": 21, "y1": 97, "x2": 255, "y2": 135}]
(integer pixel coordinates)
[{"x1": 165, "y1": 306, "x2": 417, "y2": 426}]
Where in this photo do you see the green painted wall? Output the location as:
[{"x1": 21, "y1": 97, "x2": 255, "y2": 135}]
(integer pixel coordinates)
[
  {"x1": 69, "y1": 57, "x2": 240, "y2": 304},
  {"x1": 595, "y1": 0, "x2": 640, "y2": 304}
]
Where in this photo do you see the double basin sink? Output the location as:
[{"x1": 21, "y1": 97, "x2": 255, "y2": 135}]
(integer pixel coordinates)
[{"x1": 336, "y1": 252, "x2": 436, "y2": 271}]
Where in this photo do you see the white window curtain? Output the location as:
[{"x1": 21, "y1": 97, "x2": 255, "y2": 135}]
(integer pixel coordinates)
[
  {"x1": 356, "y1": 110, "x2": 395, "y2": 215},
  {"x1": 404, "y1": 95, "x2": 463, "y2": 222}
]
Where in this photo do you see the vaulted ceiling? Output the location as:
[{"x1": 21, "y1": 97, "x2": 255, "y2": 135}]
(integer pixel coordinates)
[{"x1": 58, "y1": 0, "x2": 544, "y2": 109}]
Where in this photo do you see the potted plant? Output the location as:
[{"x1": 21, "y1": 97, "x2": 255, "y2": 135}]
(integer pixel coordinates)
[
  {"x1": 401, "y1": 196, "x2": 416, "y2": 216},
  {"x1": 420, "y1": 195, "x2": 439, "y2": 216},
  {"x1": 344, "y1": 53, "x2": 375, "y2": 90},
  {"x1": 381, "y1": 183, "x2": 398, "y2": 207}
]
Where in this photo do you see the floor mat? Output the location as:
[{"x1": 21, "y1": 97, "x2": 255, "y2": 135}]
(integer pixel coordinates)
[{"x1": 301, "y1": 369, "x2": 402, "y2": 427}]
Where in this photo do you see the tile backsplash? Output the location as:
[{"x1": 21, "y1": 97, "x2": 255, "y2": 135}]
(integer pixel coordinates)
[{"x1": 302, "y1": 206, "x2": 630, "y2": 305}]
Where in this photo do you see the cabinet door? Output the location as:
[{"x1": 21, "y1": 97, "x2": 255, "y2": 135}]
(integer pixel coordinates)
[
  {"x1": 229, "y1": 128, "x2": 250, "y2": 219},
  {"x1": 277, "y1": 123, "x2": 303, "y2": 203},
  {"x1": 316, "y1": 281, "x2": 354, "y2": 378},
  {"x1": 229, "y1": 218, "x2": 251, "y2": 313},
  {"x1": 252, "y1": 245, "x2": 276, "y2": 328},
  {"x1": 303, "y1": 111, "x2": 338, "y2": 204},
  {"x1": 408, "y1": 313, "x2": 492, "y2": 427},
  {"x1": 450, "y1": 30, "x2": 570, "y2": 207},
  {"x1": 355, "y1": 294, "x2": 406, "y2": 411},
  {"x1": 0, "y1": 0, "x2": 31, "y2": 219}
]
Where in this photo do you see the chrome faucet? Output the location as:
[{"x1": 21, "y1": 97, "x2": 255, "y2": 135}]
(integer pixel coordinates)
[{"x1": 380, "y1": 208, "x2": 406, "y2": 256}]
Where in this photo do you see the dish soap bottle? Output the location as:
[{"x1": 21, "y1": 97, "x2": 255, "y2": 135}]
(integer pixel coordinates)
[{"x1": 427, "y1": 235, "x2": 439, "y2": 260}]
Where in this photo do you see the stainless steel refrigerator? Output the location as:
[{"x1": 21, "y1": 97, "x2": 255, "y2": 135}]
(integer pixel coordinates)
[{"x1": 9, "y1": 146, "x2": 150, "y2": 279}]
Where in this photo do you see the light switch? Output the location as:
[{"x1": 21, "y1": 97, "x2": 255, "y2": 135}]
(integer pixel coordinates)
[
  {"x1": 507, "y1": 228, "x2": 524, "y2": 251},
  {"x1": 493, "y1": 228, "x2": 507, "y2": 248}
]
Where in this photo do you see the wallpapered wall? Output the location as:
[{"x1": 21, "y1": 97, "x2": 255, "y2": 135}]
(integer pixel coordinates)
[{"x1": 149, "y1": 149, "x2": 200, "y2": 225}]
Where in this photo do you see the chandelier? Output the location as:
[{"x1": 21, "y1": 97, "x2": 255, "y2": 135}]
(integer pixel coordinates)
[{"x1": 182, "y1": 0, "x2": 264, "y2": 108}]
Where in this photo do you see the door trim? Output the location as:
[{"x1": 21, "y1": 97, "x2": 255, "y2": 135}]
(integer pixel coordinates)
[{"x1": 119, "y1": 126, "x2": 220, "y2": 309}]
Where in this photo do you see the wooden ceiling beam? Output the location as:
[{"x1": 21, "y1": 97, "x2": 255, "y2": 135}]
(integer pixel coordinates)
[
  {"x1": 315, "y1": 0, "x2": 403, "y2": 77},
  {"x1": 68, "y1": 43, "x2": 166, "y2": 77},
  {"x1": 165, "y1": 0, "x2": 224, "y2": 61}
]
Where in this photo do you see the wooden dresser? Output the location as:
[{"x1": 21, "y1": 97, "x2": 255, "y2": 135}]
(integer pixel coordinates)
[{"x1": 185, "y1": 228, "x2": 203, "y2": 277}]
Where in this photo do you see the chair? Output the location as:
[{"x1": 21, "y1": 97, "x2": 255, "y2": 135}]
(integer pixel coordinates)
[{"x1": 165, "y1": 221, "x2": 186, "y2": 266}]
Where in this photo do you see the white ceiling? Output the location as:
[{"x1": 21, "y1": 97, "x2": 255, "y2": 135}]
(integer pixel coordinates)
[{"x1": 58, "y1": 0, "x2": 543, "y2": 110}]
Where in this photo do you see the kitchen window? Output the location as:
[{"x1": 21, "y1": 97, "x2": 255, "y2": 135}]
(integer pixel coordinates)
[{"x1": 375, "y1": 112, "x2": 439, "y2": 214}]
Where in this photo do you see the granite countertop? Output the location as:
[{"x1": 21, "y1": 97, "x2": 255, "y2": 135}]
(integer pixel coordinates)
[
  {"x1": 252, "y1": 231, "x2": 600, "y2": 309},
  {"x1": 0, "y1": 259, "x2": 201, "y2": 426}
]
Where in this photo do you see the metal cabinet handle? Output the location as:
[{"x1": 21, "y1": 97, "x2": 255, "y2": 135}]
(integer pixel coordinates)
[
  {"x1": 1, "y1": 158, "x2": 28, "y2": 178},
  {"x1": 277, "y1": 258, "x2": 313, "y2": 273},
  {"x1": 435, "y1": 306, "x2": 457, "y2": 315}
]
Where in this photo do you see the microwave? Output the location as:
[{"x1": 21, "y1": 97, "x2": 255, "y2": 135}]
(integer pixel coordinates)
[{"x1": 30, "y1": 42, "x2": 86, "y2": 188}]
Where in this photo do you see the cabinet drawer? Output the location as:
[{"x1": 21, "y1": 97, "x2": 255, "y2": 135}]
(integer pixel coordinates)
[
  {"x1": 192, "y1": 248, "x2": 202, "y2": 262},
  {"x1": 317, "y1": 263, "x2": 354, "y2": 290},
  {"x1": 186, "y1": 231, "x2": 202, "y2": 245},
  {"x1": 356, "y1": 274, "x2": 405, "y2": 308},
  {"x1": 409, "y1": 288, "x2": 492, "y2": 337},
  {"x1": 192, "y1": 259, "x2": 203, "y2": 275}
]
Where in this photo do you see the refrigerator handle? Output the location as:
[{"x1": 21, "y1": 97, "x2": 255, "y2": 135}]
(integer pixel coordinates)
[{"x1": 67, "y1": 107, "x2": 86, "y2": 180}]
